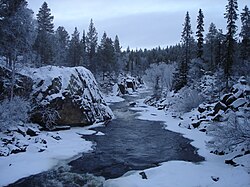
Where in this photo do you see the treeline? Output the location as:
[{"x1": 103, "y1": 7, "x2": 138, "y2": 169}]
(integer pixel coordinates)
[{"x1": 0, "y1": 0, "x2": 250, "y2": 90}]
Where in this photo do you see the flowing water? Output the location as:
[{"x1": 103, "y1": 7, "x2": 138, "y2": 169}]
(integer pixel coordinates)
[{"x1": 8, "y1": 92, "x2": 204, "y2": 187}]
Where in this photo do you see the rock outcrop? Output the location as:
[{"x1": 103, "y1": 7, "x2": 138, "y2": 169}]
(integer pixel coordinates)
[
  {"x1": 24, "y1": 66, "x2": 113, "y2": 127},
  {"x1": 180, "y1": 77, "x2": 250, "y2": 131},
  {"x1": 117, "y1": 75, "x2": 140, "y2": 94},
  {"x1": 0, "y1": 65, "x2": 113, "y2": 127}
]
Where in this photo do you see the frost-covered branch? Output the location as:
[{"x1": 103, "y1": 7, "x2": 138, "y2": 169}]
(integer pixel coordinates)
[
  {"x1": 0, "y1": 97, "x2": 30, "y2": 132},
  {"x1": 143, "y1": 62, "x2": 176, "y2": 99},
  {"x1": 207, "y1": 113, "x2": 250, "y2": 153}
]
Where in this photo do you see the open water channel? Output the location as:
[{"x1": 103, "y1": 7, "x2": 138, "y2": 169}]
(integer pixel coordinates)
[{"x1": 8, "y1": 91, "x2": 204, "y2": 186}]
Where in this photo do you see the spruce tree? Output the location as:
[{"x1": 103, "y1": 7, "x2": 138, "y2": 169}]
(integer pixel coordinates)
[
  {"x1": 240, "y1": 5, "x2": 250, "y2": 60},
  {"x1": 205, "y1": 23, "x2": 218, "y2": 70},
  {"x1": 80, "y1": 30, "x2": 87, "y2": 66},
  {"x1": 181, "y1": 12, "x2": 193, "y2": 66},
  {"x1": 224, "y1": 0, "x2": 238, "y2": 87},
  {"x1": 0, "y1": 0, "x2": 35, "y2": 100},
  {"x1": 196, "y1": 9, "x2": 205, "y2": 59},
  {"x1": 86, "y1": 19, "x2": 98, "y2": 72},
  {"x1": 97, "y1": 32, "x2": 115, "y2": 79},
  {"x1": 68, "y1": 27, "x2": 81, "y2": 67},
  {"x1": 54, "y1": 26, "x2": 69, "y2": 66},
  {"x1": 114, "y1": 35, "x2": 121, "y2": 53},
  {"x1": 174, "y1": 12, "x2": 193, "y2": 91},
  {"x1": 34, "y1": 2, "x2": 54, "y2": 65},
  {"x1": 0, "y1": 0, "x2": 34, "y2": 67}
]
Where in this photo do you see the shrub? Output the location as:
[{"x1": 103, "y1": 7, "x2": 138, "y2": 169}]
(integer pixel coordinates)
[
  {"x1": 143, "y1": 62, "x2": 176, "y2": 99},
  {"x1": 207, "y1": 113, "x2": 250, "y2": 153},
  {"x1": 32, "y1": 105, "x2": 60, "y2": 130},
  {"x1": 173, "y1": 87, "x2": 204, "y2": 113},
  {"x1": 0, "y1": 97, "x2": 30, "y2": 131}
]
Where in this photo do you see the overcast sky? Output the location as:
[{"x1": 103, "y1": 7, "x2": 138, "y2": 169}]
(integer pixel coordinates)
[{"x1": 27, "y1": 0, "x2": 249, "y2": 50}]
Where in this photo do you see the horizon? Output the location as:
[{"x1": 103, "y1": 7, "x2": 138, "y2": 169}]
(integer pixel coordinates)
[{"x1": 27, "y1": 0, "x2": 249, "y2": 50}]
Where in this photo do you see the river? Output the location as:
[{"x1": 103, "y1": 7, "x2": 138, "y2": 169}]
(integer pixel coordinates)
[{"x1": 8, "y1": 91, "x2": 204, "y2": 187}]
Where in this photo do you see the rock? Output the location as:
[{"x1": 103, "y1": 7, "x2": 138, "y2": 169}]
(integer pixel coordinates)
[
  {"x1": 0, "y1": 65, "x2": 33, "y2": 101},
  {"x1": 238, "y1": 76, "x2": 247, "y2": 85},
  {"x1": 51, "y1": 135, "x2": 61, "y2": 141},
  {"x1": 50, "y1": 126, "x2": 71, "y2": 131},
  {"x1": 191, "y1": 121, "x2": 201, "y2": 128},
  {"x1": 213, "y1": 102, "x2": 227, "y2": 114},
  {"x1": 126, "y1": 80, "x2": 135, "y2": 91},
  {"x1": 26, "y1": 127, "x2": 38, "y2": 137},
  {"x1": 213, "y1": 114, "x2": 223, "y2": 122},
  {"x1": 225, "y1": 159, "x2": 239, "y2": 167},
  {"x1": 221, "y1": 93, "x2": 233, "y2": 105},
  {"x1": 157, "y1": 104, "x2": 166, "y2": 110},
  {"x1": 118, "y1": 84, "x2": 126, "y2": 94},
  {"x1": 230, "y1": 98, "x2": 247, "y2": 109},
  {"x1": 225, "y1": 95, "x2": 237, "y2": 105},
  {"x1": 8, "y1": 144, "x2": 26, "y2": 154},
  {"x1": 211, "y1": 176, "x2": 220, "y2": 182},
  {"x1": 26, "y1": 66, "x2": 113, "y2": 127},
  {"x1": 17, "y1": 126, "x2": 26, "y2": 137},
  {"x1": 199, "y1": 129, "x2": 206, "y2": 132},
  {"x1": 129, "y1": 102, "x2": 136, "y2": 107},
  {"x1": 198, "y1": 105, "x2": 206, "y2": 113},
  {"x1": 0, "y1": 147, "x2": 10, "y2": 156},
  {"x1": 139, "y1": 171, "x2": 148, "y2": 179}
]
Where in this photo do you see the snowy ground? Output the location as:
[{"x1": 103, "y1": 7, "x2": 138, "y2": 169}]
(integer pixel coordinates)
[
  {"x1": 104, "y1": 98, "x2": 250, "y2": 187},
  {"x1": 0, "y1": 123, "x2": 106, "y2": 186},
  {"x1": 1, "y1": 90, "x2": 249, "y2": 187}
]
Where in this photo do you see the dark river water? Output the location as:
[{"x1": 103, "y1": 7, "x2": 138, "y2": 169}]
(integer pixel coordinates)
[{"x1": 8, "y1": 92, "x2": 204, "y2": 187}]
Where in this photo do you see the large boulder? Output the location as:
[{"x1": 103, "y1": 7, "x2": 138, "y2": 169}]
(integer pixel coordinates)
[
  {"x1": 22, "y1": 66, "x2": 113, "y2": 127},
  {"x1": 117, "y1": 75, "x2": 140, "y2": 95},
  {"x1": 0, "y1": 66, "x2": 33, "y2": 100}
]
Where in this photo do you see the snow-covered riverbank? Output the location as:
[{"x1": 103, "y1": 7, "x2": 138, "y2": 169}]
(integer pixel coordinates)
[
  {"x1": 105, "y1": 98, "x2": 250, "y2": 187},
  {"x1": 0, "y1": 124, "x2": 106, "y2": 186}
]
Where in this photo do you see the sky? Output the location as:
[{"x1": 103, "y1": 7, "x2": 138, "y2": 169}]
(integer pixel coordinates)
[{"x1": 27, "y1": 0, "x2": 249, "y2": 50}]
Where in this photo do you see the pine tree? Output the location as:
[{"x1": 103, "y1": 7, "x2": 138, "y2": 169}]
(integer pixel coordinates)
[
  {"x1": 114, "y1": 35, "x2": 121, "y2": 53},
  {"x1": 34, "y1": 2, "x2": 54, "y2": 65},
  {"x1": 54, "y1": 26, "x2": 69, "y2": 66},
  {"x1": 205, "y1": 23, "x2": 218, "y2": 70},
  {"x1": 181, "y1": 12, "x2": 193, "y2": 65},
  {"x1": 224, "y1": 0, "x2": 238, "y2": 87},
  {"x1": 86, "y1": 19, "x2": 98, "y2": 72},
  {"x1": 196, "y1": 9, "x2": 205, "y2": 59},
  {"x1": 215, "y1": 29, "x2": 226, "y2": 67},
  {"x1": 174, "y1": 12, "x2": 193, "y2": 91},
  {"x1": 114, "y1": 35, "x2": 123, "y2": 73},
  {"x1": 0, "y1": 0, "x2": 34, "y2": 66},
  {"x1": 80, "y1": 30, "x2": 87, "y2": 66},
  {"x1": 68, "y1": 27, "x2": 82, "y2": 67},
  {"x1": 97, "y1": 32, "x2": 115, "y2": 80},
  {"x1": 240, "y1": 5, "x2": 250, "y2": 60},
  {"x1": 0, "y1": 0, "x2": 35, "y2": 100}
]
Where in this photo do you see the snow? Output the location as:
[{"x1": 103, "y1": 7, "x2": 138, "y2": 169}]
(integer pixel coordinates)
[
  {"x1": 104, "y1": 97, "x2": 250, "y2": 187},
  {"x1": 0, "y1": 124, "x2": 106, "y2": 186},
  {"x1": 104, "y1": 95, "x2": 125, "y2": 104},
  {"x1": 230, "y1": 98, "x2": 247, "y2": 108},
  {"x1": 20, "y1": 66, "x2": 104, "y2": 104}
]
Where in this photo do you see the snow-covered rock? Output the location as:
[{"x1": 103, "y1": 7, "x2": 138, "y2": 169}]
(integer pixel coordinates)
[
  {"x1": 179, "y1": 77, "x2": 250, "y2": 131},
  {"x1": 22, "y1": 66, "x2": 113, "y2": 127},
  {"x1": 117, "y1": 75, "x2": 140, "y2": 94}
]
